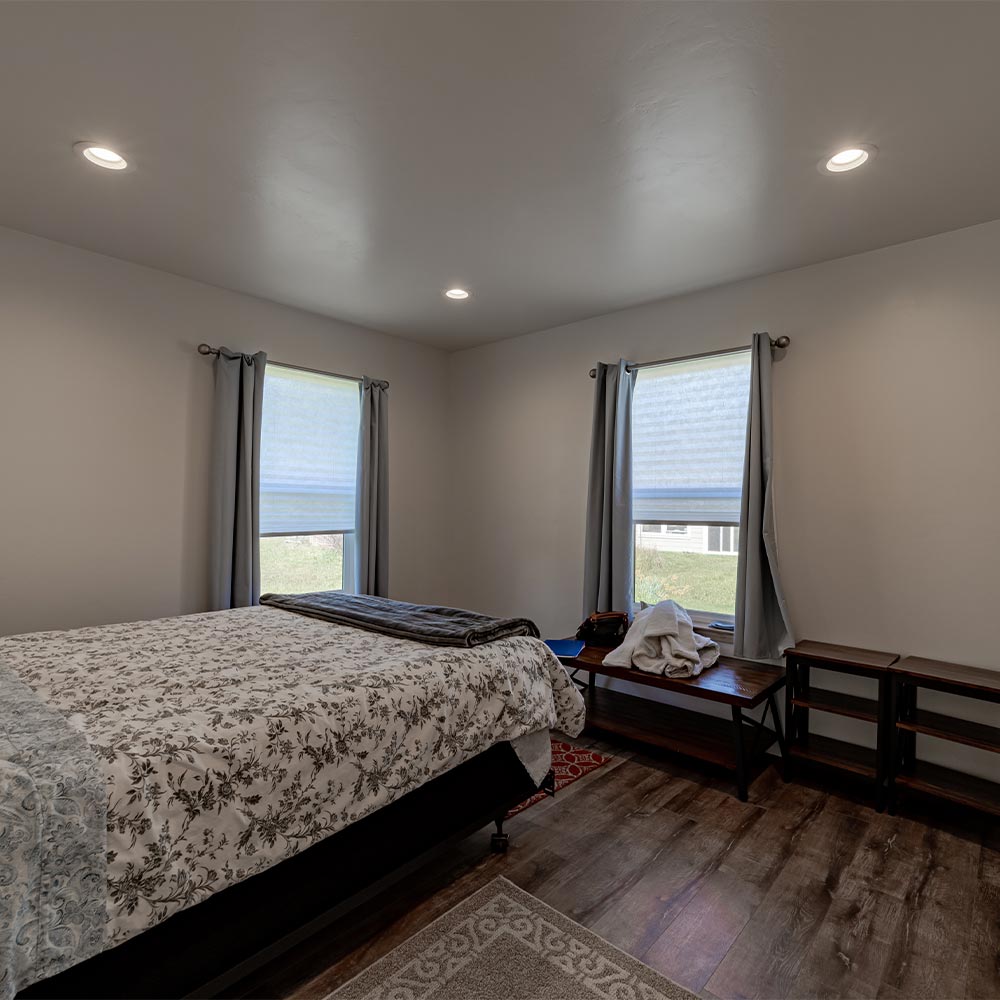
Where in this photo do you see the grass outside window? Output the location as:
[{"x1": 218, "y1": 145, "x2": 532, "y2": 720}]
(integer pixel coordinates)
[
  {"x1": 260, "y1": 534, "x2": 345, "y2": 594},
  {"x1": 634, "y1": 543, "x2": 738, "y2": 617}
]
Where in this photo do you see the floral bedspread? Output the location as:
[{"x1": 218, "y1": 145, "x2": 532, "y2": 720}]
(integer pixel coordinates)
[{"x1": 0, "y1": 606, "x2": 584, "y2": 995}]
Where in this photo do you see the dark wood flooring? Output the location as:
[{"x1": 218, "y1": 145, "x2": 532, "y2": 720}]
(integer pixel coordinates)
[{"x1": 233, "y1": 737, "x2": 1000, "y2": 1000}]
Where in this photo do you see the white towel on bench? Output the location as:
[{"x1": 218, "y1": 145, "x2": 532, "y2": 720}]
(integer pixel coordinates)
[{"x1": 602, "y1": 600, "x2": 720, "y2": 678}]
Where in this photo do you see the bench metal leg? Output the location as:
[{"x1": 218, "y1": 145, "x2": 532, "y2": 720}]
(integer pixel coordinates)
[
  {"x1": 731, "y1": 705, "x2": 748, "y2": 801},
  {"x1": 902, "y1": 684, "x2": 917, "y2": 768},
  {"x1": 799, "y1": 664, "x2": 811, "y2": 742},
  {"x1": 875, "y1": 675, "x2": 889, "y2": 812},
  {"x1": 887, "y1": 676, "x2": 900, "y2": 815},
  {"x1": 784, "y1": 660, "x2": 796, "y2": 782},
  {"x1": 768, "y1": 691, "x2": 788, "y2": 766}
]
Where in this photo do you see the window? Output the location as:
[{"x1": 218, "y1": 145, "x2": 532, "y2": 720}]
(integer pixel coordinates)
[
  {"x1": 632, "y1": 350, "x2": 751, "y2": 616},
  {"x1": 259, "y1": 364, "x2": 360, "y2": 594},
  {"x1": 707, "y1": 525, "x2": 739, "y2": 554}
]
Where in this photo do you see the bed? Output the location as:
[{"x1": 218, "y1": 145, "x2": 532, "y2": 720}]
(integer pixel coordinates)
[{"x1": 0, "y1": 604, "x2": 585, "y2": 998}]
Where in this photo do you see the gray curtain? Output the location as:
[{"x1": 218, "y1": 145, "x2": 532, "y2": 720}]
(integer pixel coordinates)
[
  {"x1": 356, "y1": 376, "x2": 389, "y2": 597},
  {"x1": 209, "y1": 347, "x2": 267, "y2": 610},
  {"x1": 734, "y1": 333, "x2": 793, "y2": 658},
  {"x1": 583, "y1": 359, "x2": 637, "y2": 616}
]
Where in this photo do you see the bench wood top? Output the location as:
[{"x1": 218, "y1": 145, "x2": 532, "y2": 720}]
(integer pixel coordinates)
[{"x1": 563, "y1": 643, "x2": 785, "y2": 708}]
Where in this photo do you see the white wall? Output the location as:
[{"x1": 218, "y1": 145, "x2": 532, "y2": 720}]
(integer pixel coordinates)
[
  {"x1": 0, "y1": 227, "x2": 452, "y2": 636},
  {"x1": 446, "y1": 219, "x2": 1000, "y2": 779}
]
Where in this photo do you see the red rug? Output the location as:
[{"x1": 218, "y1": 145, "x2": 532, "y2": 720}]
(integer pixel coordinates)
[{"x1": 507, "y1": 739, "x2": 610, "y2": 818}]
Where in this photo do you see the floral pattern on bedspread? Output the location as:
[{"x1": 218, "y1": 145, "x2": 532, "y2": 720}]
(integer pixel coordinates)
[{"x1": 0, "y1": 606, "x2": 584, "y2": 977}]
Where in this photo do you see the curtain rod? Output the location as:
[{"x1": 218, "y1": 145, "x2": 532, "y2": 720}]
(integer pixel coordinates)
[
  {"x1": 197, "y1": 343, "x2": 385, "y2": 387},
  {"x1": 587, "y1": 334, "x2": 790, "y2": 378}
]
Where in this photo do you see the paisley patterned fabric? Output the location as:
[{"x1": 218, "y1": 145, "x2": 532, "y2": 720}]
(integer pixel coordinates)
[
  {"x1": 0, "y1": 606, "x2": 585, "y2": 996},
  {"x1": 0, "y1": 668, "x2": 106, "y2": 1000}
]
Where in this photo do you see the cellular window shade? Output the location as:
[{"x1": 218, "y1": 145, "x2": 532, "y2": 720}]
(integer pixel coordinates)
[
  {"x1": 632, "y1": 350, "x2": 751, "y2": 525},
  {"x1": 260, "y1": 365, "x2": 361, "y2": 535}
]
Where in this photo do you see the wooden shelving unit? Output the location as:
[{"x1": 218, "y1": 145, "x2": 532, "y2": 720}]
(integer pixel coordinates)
[
  {"x1": 784, "y1": 640, "x2": 900, "y2": 809},
  {"x1": 889, "y1": 655, "x2": 1000, "y2": 816}
]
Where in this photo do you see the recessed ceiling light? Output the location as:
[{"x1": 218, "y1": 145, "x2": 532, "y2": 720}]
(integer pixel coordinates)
[
  {"x1": 73, "y1": 141, "x2": 128, "y2": 170},
  {"x1": 444, "y1": 288, "x2": 470, "y2": 300},
  {"x1": 822, "y1": 144, "x2": 877, "y2": 174}
]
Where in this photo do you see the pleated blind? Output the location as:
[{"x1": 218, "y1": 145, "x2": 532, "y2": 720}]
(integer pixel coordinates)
[
  {"x1": 632, "y1": 350, "x2": 751, "y2": 525},
  {"x1": 260, "y1": 364, "x2": 361, "y2": 535}
]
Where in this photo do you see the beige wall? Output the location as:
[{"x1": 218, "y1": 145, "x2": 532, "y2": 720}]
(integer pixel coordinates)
[
  {"x1": 446, "y1": 219, "x2": 1000, "y2": 779},
  {"x1": 0, "y1": 227, "x2": 452, "y2": 636}
]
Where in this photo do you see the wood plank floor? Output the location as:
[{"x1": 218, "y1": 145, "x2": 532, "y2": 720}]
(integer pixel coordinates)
[{"x1": 233, "y1": 737, "x2": 1000, "y2": 1000}]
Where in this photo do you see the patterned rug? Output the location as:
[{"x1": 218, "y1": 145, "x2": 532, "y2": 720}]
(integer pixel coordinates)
[
  {"x1": 507, "y1": 738, "x2": 610, "y2": 818},
  {"x1": 329, "y1": 876, "x2": 696, "y2": 1000}
]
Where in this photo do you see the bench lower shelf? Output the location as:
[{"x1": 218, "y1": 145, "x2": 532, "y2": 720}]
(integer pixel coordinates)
[
  {"x1": 788, "y1": 733, "x2": 878, "y2": 779},
  {"x1": 583, "y1": 686, "x2": 777, "y2": 774},
  {"x1": 791, "y1": 689, "x2": 879, "y2": 723},
  {"x1": 896, "y1": 709, "x2": 1000, "y2": 754},
  {"x1": 893, "y1": 760, "x2": 1000, "y2": 817}
]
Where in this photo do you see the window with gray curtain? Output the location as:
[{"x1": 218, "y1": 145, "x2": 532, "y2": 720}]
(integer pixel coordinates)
[
  {"x1": 356, "y1": 377, "x2": 389, "y2": 597},
  {"x1": 734, "y1": 332, "x2": 793, "y2": 658},
  {"x1": 258, "y1": 364, "x2": 361, "y2": 594},
  {"x1": 209, "y1": 347, "x2": 266, "y2": 610},
  {"x1": 632, "y1": 350, "x2": 751, "y2": 617},
  {"x1": 582, "y1": 360, "x2": 636, "y2": 616}
]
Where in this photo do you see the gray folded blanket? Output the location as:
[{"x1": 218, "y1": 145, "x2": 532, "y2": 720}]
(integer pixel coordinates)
[{"x1": 259, "y1": 591, "x2": 540, "y2": 647}]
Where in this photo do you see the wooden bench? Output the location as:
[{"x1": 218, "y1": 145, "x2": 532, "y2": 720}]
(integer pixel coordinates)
[{"x1": 560, "y1": 644, "x2": 787, "y2": 800}]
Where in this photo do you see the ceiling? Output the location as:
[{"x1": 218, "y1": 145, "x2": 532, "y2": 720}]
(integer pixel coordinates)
[{"x1": 3, "y1": 2, "x2": 1000, "y2": 351}]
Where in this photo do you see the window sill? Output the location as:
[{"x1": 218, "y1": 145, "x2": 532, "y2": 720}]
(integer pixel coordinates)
[{"x1": 690, "y1": 610, "x2": 736, "y2": 655}]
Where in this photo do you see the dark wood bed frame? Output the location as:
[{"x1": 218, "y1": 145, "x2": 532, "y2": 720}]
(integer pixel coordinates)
[{"x1": 20, "y1": 741, "x2": 540, "y2": 1000}]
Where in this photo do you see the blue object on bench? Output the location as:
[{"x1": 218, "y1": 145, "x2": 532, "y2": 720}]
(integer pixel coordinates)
[{"x1": 545, "y1": 639, "x2": 586, "y2": 660}]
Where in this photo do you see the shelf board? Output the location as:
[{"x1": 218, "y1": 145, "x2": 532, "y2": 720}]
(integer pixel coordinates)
[
  {"x1": 792, "y1": 689, "x2": 879, "y2": 723},
  {"x1": 897, "y1": 709, "x2": 1000, "y2": 755},
  {"x1": 583, "y1": 686, "x2": 776, "y2": 772},
  {"x1": 788, "y1": 734, "x2": 877, "y2": 778},
  {"x1": 895, "y1": 760, "x2": 1000, "y2": 817}
]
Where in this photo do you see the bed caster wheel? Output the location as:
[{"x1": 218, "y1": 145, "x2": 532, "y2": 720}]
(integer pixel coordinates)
[{"x1": 491, "y1": 832, "x2": 510, "y2": 854}]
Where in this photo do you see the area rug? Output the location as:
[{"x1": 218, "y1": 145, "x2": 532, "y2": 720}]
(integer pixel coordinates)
[
  {"x1": 507, "y1": 738, "x2": 609, "y2": 818},
  {"x1": 329, "y1": 876, "x2": 696, "y2": 1000}
]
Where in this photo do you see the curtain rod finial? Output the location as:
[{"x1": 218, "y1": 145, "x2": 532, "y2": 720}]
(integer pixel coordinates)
[
  {"x1": 771, "y1": 335, "x2": 790, "y2": 349},
  {"x1": 197, "y1": 343, "x2": 215, "y2": 356}
]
